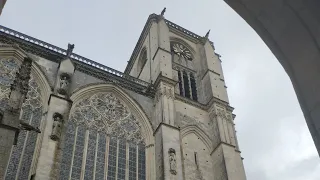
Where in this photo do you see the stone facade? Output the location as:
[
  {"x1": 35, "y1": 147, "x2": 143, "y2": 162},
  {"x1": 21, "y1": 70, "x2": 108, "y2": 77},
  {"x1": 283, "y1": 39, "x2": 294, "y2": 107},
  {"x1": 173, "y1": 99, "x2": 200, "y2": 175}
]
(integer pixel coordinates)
[{"x1": 0, "y1": 13, "x2": 246, "y2": 180}]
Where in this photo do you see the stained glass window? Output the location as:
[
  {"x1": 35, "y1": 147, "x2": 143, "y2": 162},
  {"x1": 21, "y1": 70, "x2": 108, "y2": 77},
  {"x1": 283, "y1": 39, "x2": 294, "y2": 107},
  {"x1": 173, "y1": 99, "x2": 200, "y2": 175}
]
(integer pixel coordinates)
[
  {"x1": 84, "y1": 130, "x2": 96, "y2": 180},
  {"x1": 59, "y1": 92, "x2": 147, "y2": 179},
  {"x1": 71, "y1": 126, "x2": 85, "y2": 180},
  {"x1": 95, "y1": 133, "x2": 106, "y2": 180},
  {"x1": 138, "y1": 145, "x2": 146, "y2": 180},
  {"x1": 60, "y1": 121, "x2": 76, "y2": 180},
  {"x1": 1, "y1": 57, "x2": 43, "y2": 180},
  {"x1": 129, "y1": 144, "x2": 137, "y2": 180},
  {"x1": 107, "y1": 137, "x2": 117, "y2": 180},
  {"x1": 117, "y1": 139, "x2": 126, "y2": 180}
]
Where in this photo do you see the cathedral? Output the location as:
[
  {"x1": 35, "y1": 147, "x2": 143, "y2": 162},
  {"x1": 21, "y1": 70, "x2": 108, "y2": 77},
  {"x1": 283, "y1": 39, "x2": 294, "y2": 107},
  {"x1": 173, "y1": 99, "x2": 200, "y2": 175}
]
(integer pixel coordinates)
[{"x1": 0, "y1": 12, "x2": 246, "y2": 180}]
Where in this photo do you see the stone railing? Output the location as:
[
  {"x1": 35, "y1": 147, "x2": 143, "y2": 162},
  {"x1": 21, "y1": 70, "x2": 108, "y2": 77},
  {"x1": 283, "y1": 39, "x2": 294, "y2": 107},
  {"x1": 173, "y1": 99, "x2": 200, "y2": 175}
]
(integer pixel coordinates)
[
  {"x1": 0, "y1": 25, "x2": 150, "y2": 87},
  {"x1": 164, "y1": 19, "x2": 215, "y2": 48}
]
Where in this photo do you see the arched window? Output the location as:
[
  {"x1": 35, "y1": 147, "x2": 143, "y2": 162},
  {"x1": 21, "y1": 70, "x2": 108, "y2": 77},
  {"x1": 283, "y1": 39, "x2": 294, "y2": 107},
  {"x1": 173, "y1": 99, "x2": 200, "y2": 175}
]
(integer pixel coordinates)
[
  {"x1": 59, "y1": 92, "x2": 146, "y2": 180},
  {"x1": 177, "y1": 70, "x2": 198, "y2": 101},
  {"x1": 171, "y1": 42, "x2": 198, "y2": 101},
  {"x1": 137, "y1": 48, "x2": 147, "y2": 76},
  {"x1": 0, "y1": 58, "x2": 43, "y2": 180}
]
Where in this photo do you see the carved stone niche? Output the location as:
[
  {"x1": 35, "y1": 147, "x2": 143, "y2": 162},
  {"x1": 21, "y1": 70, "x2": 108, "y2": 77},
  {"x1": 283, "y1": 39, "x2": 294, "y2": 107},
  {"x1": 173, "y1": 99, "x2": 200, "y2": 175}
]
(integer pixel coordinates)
[
  {"x1": 50, "y1": 113, "x2": 64, "y2": 141},
  {"x1": 57, "y1": 73, "x2": 71, "y2": 95},
  {"x1": 168, "y1": 148, "x2": 177, "y2": 175}
]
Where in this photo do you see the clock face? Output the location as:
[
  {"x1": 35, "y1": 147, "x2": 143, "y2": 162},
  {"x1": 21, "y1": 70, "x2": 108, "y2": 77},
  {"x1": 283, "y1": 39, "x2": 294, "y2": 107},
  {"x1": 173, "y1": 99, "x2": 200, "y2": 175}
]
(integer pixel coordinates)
[{"x1": 172, "y1": 43, "x2": 192, "y2": 60}]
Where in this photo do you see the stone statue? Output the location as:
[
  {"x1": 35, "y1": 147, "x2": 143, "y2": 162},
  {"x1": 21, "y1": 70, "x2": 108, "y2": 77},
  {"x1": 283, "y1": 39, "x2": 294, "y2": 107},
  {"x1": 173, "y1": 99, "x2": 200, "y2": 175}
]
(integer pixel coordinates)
[
  {"x1": 50, "y1": 113, "x2": 63, "y2": 141},
  {"x1": 168, "y1": 148, "x2": 177, "y2": 175},
  {"x1": 57, "y1": 74, "x2": 70, "y2": 95},
  {"x1": 66, "y1": 43, "x2": 74, "y2": 57}
]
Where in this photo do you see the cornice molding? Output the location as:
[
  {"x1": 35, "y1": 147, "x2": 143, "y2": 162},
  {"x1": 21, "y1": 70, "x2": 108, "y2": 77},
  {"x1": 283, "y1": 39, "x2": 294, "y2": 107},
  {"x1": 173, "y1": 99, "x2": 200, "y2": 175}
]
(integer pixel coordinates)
[
  {"x1": 175, "y1": 94, "x2": 234, "y2": 113},
  {"x1": 0, "y1": 25, "x2": 153, "y2": 98},
  {"x1": 153, "y1": 73, "x2": 178, "y2": 88},
  {"x1": 76, "y1": 64, "x2": 156, "y2": 98}
]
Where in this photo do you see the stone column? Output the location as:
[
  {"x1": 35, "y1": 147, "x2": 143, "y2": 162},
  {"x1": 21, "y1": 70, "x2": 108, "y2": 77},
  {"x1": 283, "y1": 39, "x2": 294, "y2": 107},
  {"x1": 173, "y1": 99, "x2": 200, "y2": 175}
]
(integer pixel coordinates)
[
  {"x1": 153, "y1": 78, "x2": 183, "y2": 180},
  {"x1": 35, "y1": 50, "x2": 75, "y2": 179},
  {"x1": 209, "y1": 104, "x2": 246, "y2": 180},
  {"x1": 0, "y1": 57, "x2": 32, "y2": 179}
]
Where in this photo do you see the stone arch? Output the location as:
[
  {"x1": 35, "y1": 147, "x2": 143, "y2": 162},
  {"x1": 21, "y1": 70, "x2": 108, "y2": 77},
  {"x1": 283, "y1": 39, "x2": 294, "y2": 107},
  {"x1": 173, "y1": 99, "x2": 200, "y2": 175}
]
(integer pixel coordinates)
[
  {"x1": 61, "y1": 83, "x2": 155, "y2": 179},
  {"x1": 0, "y1": 46, "x2": 51, "y2": 179},
  {"x1": 180, "y1": 125, "x2": 213, "y2": 151},
  {"x1": 137, "y1": 46, "x2": 147, "y2": 75},
  {"x1": 0, "y1": 45, "x2": 51, "y2": 107},
  {"x1": 180, "y1": 125, "x2": 215, "y2": 180},
  {"x1": 70, "y1": 83, "x2": 154, "y2": 144}
]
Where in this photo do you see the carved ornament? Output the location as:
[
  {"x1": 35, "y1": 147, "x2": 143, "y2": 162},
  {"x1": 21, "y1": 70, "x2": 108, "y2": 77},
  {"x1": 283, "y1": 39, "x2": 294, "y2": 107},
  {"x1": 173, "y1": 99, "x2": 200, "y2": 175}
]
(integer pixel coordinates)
[
  {"x1": 50, "y1": 112, "x2": 64, "y2": 141},
  {"x1": 168, "y1": 148, "x2": 177, "y2": 175}
]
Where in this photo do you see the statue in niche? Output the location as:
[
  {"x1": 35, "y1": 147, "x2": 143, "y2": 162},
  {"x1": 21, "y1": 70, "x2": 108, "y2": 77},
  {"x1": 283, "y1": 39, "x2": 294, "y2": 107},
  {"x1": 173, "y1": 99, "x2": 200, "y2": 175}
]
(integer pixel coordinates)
[
  {"x1": 50, "y1": 113, "x2": 63, "y2": 141},
  {"x1": 57, "y1": 73, "x2": 70, "y2": 95},
  {"x1": 168, "y1": 148, "x2": 177, "y2": 175}
]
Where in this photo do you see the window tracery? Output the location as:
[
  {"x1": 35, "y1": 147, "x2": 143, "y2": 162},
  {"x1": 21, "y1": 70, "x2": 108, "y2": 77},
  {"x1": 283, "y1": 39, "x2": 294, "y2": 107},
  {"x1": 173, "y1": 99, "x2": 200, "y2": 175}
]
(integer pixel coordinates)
[
  {"x1": 60, "y1": 92, "x2": 146, "y2": 180},
  {"x1": 0, "y1": 57, "x2": 43, "y2": 180},
  {"x1": 171, "y1": 43, "x2": 192, "y2": 60},
  {"x1": 170, "y1": 42, "x2": 198, "y2": 101}
]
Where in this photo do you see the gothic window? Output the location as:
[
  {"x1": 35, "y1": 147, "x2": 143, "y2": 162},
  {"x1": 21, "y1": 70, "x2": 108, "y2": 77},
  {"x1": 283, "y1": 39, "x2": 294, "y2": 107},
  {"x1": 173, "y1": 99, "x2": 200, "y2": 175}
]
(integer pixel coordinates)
[
  {"x1": 177, "y1": 70, "x2": 198, "y2": 101},
  {"x1": 0, "y1": 58, "x2": 43, "y2": 180},
  {"x1": 137, "y1": 48, "x2": 147, "y2": 76},
  {"x1": 59, "y1": 92, "x2": 146, "y2": 180},
  {"x1": 183, "y1": 71, "x2": 191, "y2": 98},
  {"x1": 177, "y1": 70, "x2": 184, "y2": 96},
  {"x1": 171, "y1": 42, "x2": 198, "y2": 101},
  {"x1": 190, "y1": 73, "x2": 198, "y2": 101}
]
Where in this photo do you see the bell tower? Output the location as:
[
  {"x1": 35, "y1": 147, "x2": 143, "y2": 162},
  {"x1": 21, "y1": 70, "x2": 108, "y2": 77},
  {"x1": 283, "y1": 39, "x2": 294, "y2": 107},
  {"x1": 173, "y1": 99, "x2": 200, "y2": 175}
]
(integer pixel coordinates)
[{"x1": 125, "y1": 9, "x2": 246, "y2": 180}]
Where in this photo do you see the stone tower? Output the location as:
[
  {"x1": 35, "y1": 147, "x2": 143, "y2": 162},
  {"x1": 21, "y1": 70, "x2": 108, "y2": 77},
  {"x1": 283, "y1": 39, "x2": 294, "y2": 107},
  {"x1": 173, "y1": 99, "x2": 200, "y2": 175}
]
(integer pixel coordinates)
[
  {"x1": 125, "y1": 13, "x2": 247, "y2": 180},
  {"x1": 0, "y1": 12, "x2": 246, "y2": 180}
]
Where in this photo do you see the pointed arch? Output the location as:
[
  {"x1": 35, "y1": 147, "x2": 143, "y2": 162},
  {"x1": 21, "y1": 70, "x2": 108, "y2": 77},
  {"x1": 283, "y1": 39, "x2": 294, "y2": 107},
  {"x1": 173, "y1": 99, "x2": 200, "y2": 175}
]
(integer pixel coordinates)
[
  {"x1": 63, "y1": 83, "x2": 155, "y2": 180},
  {"x1": 180, "y1": 125, "x2": 213, "y2": 151},
  {"x1": 0, "y1": 45, "x2": 51, "y2": 179},
  {"x1": 0, "y1": 45, "x2": 51, "y2": 107},
  {"x1": 70, "y1": 83, "x2": 154, "y2": 145}
]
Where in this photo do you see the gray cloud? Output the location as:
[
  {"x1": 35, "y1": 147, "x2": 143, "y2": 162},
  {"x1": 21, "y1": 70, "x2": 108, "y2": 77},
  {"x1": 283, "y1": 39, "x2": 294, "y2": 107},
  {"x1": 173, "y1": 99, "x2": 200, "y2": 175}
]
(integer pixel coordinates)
[{"x1": 2, "y1": 0, "x2": 320, "y2": 179}]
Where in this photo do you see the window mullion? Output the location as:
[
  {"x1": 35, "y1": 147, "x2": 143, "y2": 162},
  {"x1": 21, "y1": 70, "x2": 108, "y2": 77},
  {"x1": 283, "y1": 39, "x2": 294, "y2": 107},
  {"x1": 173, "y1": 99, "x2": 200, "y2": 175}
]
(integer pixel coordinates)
[
  {"x1": 105, "y1": 136, "x2": 110, "y2": 179},
  {"x1": 126, "y1": 142, "x2": 129, "y2": 180},
  {"x1": 80, "y1": 129, "x2": 89, "y2": 180},
  {"x1": 68, "y1": 126, "x2": 78, "y2": 180},
  {"x1": 115, "y1": 139, "x2": 119, "y2": 179},
  {"x1": 136, "y1": 145, "x2": 138, "y2": 180},
  {"x1": 93, "y1": 133, "x2": 99, "y2": 180}
]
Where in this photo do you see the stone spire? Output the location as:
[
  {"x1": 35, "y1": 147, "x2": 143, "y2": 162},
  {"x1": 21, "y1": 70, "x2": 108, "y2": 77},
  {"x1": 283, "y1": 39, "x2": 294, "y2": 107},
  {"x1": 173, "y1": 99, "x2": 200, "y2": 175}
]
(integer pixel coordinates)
[
  {"x1": 205, "y1": 29, "x2": 210, "y2": 38},
  {"x1": 160, "y1": 7, "x2": 166, "y2": 16}
]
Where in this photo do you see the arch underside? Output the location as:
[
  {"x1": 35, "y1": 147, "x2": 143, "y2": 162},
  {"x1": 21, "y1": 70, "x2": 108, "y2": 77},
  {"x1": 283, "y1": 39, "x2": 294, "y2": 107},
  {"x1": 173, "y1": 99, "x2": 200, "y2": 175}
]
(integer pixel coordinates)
[{"x1": 225, "y1": 0, "x2": 320, "y2": 155}]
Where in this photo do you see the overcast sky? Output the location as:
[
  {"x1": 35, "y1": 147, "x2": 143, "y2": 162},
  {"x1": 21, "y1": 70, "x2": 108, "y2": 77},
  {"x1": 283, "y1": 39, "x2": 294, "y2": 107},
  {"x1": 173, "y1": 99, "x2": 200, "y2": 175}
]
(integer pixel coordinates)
[{"x1": 1, "y1": 0, "x2": 320, "y2": 179}]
